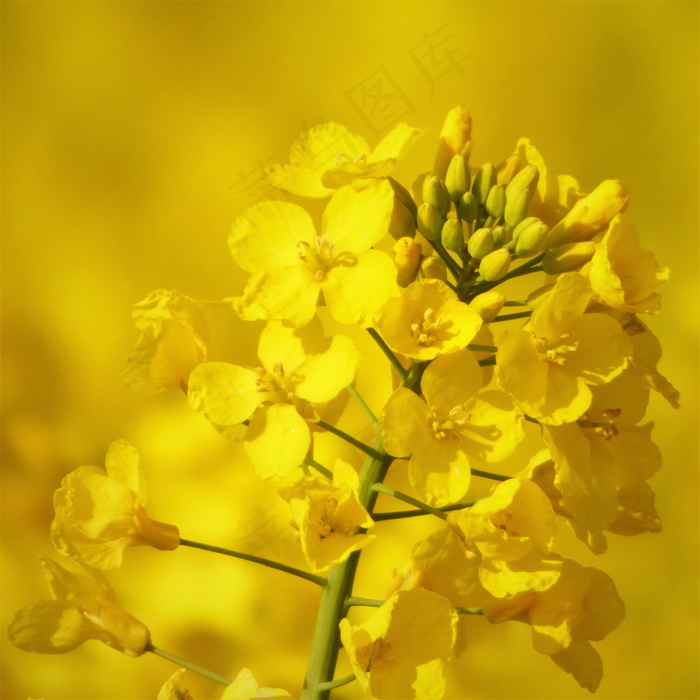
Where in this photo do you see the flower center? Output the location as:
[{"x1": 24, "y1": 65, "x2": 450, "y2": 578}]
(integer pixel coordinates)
[
  {"x1": 254, "y1": 362, "x2": 303, "y2": 407},
  {"x1": 535, "y1": 334, "x2": 579, "y2": 365},
  {"x1": 411, "y1": 307, "x2": 443, "y2": 347},
  {"x1": 333, "y1": 152, "x2": 368, "y2": 168},
  {"x1": 311, "y1": 496, "x2": 340, "y2": 538},
  {"x1": 362, "y1": 636, "x2": 395, "y2": 672},
  {"x1": 297, "y1": 237, "x2": 337, "y2": 282},
  {"x1": 577, "y1": 408, "x2": 621, "y2": 440},
  {"x1": 430, "y1": 404, "x2": 469, "y2": 441}
]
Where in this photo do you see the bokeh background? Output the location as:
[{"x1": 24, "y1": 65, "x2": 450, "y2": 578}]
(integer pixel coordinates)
[{"x1": 2, "y1": 2, "x2": 698, "y2": 698}]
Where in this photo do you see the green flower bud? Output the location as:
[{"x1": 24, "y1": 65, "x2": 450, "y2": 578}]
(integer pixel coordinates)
[
  {"x1": 420, "y1": 255, "x2": 447, "y2": 281},
  {"x1": 491, "y1": 225, "x2": 509, "y2": 248},
  {"x1": 467, "y1": 227, "x2": 495, "y2": 260},
  {"x1": 445, "y1": 154, "x2": 471, "y2": 201},
  {"x1": 441, "y1": 218, "x2": 464, "y2": 254},
  {"x1": 417, "y1": 202, "x2": 444, "y2": 241},
  {"x1": 389, "y1": 200, "x2": 417, "y2": 241},
  {"x1": 387, "y1": 176, "x2": 418, "y2": 220},
  {"x1": 542, "y1": 241, "x2": 596, "y2": 274},
  {"x1": 485, "y1": 184, "x2": 506, "y2": 219},
  {"x1": 505, "y1": 164, "x2": 540, "y2": 199},
  {"x1": 458, "y1": 192, "x2": 479, "y2": 222},
  {"x1": 512, "y1": 216, "x2": 541, "y2": 241},
  {"x1": 514, "y1": 219, "x2": 549, "y2": 258},
  {"x1": 504, "y1": 187, "x2": 531, "y2": 228},
  {"x1": 469, "y1": 290, "x2": 506, "y2": 322},
  {"x1": 472, "y1": 162, "x2": 497, "y2": 205},
  {"x1": 479, "y1": 248, "x2": 511, "y2": 281},
  {"x1": 422, "y1": 175, "x2": 450, "y2": 217}
]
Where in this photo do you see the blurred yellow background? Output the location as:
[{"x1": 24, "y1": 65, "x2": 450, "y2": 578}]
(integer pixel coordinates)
[{"x1": 2, "y1": 2, "x2": 698, "y2": 698}]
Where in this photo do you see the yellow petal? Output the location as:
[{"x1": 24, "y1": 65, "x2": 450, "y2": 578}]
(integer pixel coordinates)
[
  {"x1": 264, "y1": 163, "x2": 333, "y2": 198},
  {"x1": 421, "y1": 349, "x2": 482, "y2": 412},
  {"x1": 187, "y1": 362, "x2": 262, "y2": 426},
  {"x1": 104, "y1": 439, "x2": 146, "y2": 499},
  {"x1": 257, "y1": 318, "x2": 325, "y2": 375},
  {"x1": 550, "y1": 639, "x2": 603, "y2": 692},
  {"x1": 380, "y1": 388, "x2": 431, "y2": 458},
  {"x1": 8, "y1": 600, "x2": 90, "y2": 653}
]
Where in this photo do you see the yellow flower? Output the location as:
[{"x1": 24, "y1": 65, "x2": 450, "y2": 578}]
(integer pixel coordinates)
[
  {"x1": 51, "y1": 440, "x2": 179, "y2": 570},
  {"x1": 339, "y1": 588, "x2": 458, "y2": 699},
  {"x1": 585, "y1": 215, "x2": 669, "y2": 314},
  {"x1": 123, "y1": 289, "x2": 207, "y2": 394},
  {"x1": 230, "y1": 180, "x2": 398, "y2": 327},
  {"x1": 545, "y1": 180, "x2": 629, "y2": 249},
  {"x1": 158, "y1": 668, "x2": 291, "y2": 700},
  {"x1": 187, "y1": 319, "x2": 361, "y2": 479},
  {"x1": 264, "y1": 121, "x2": 420, "y2": 198},
  {"x1": 483, "y1": 559, "x2": 625, "y2": 692},
  {"x1": 8, "y1": 557, "x2": 150, "y2": 657},
  {"x1": 496, "y1": 273, "x2": 632, "y2": 424},
  {"x1": 449, "y1": 478, "x2": 561, "y2": 597},
  {"x1": 381, "y1": 349, "x2": 524, "y2": 506},
  {"x1": 375, "y1": 279, "x2": 483, "y2": 361},
  {"x1": 540, "y1": 367, "x2": 662, "y2": 551},
  {"x1": 280, "y1": 459, "x2": 375, "y2": 573}
]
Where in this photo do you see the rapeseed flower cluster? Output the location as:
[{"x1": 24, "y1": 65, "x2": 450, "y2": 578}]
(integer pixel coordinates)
[{"x1": 10, "y1": 106, "x2": 676, "y2": 699}]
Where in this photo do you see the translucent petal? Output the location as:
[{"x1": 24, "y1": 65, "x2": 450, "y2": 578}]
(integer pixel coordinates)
[
  {"x1": 104, "y1": 440, "x2": 145, "y2": 499},
  {"x1": 369, "y1": 123, "x2": 422, "y2": 164},
  {"x1": 8, "y1": 600, "x2": 90, "y2": 653},
  {"x1": 380, "y1": 388, "x2": 431, "y2": 458},
  {"x1": 187, "y1": 362, "x2": 262, "y2": 426},
  {"x1": 257, "y1": 318, "x2": 325, "y2": 375},
  {"x1": 409, "y1": 439, "x2": 471, "y2": 507},
  {"x1": 244, "y1": 404, "x2": 310, "y2": 480},
  {"x1": 550, "y1": 639, "x2": 603, "y2": 692},
  {"x1": 289, "y1": 122, "x2": 368, "y2": 170},
  {"x1": 421, "y1": 349, "x2": 483, "y2": 412},
  {"x1": 229, "y1": 201, "x2": 316, "y2": 272},
  {"x1": 295, "y1": 335, "x2": 361, "y2": 403},
  {"x1": 264, "y1": 163, "x2": 333, "y2": 198}
]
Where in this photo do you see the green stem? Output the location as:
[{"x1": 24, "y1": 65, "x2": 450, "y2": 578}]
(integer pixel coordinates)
[
  {"x1": 347, "y1": 384, "x2": 378, "y2": 431},
  {"x1": 316, "y1": 420, "x2": 383, "y2": 460},
  {"x1": 471, "y1": 468, "x2": 510, "y2": 482},
  {"x1": 373, "y1": 500, "x2": 476, "y2": 521},
  {"x1": 146, "y1": 642, "x2": 232, "y2": 686},
  {"x1": 371, "y1": 483, "x2": 448, "y2": 520},
  {"x1": 304, "y1": 456, "x2": 333, "y2": 480},
  {"x1": 179, "y1": 538, "x2": 326, "y2": 587},
  {"x1": 504, "y1": 300, "x2": 529, "y2": 306},
  {"x1": 433, "y1": 238, "x2": 462, "y2": 281},
  {"x1": 524, "y1": 414, "x2": 540, "y2": 424},
  {"x1": 467, "y1": 344, "x2": 498, "y2": 352},
  {"x1": 478, "y1": 355, "x2": 496, "y2": 367},
  {"x1": 489, "y1": 310, "x2": 532, "y2": 322},
  {"x1": 346, "y1": 596, "x2": 384, "y2": 608},
  {"x1": 466, "y1": 252, "x2": 545, "y2": 300},
  {"x1": 366, "y1": 327, "x2": 408, "y2": 380},
  {"x1": 454, "y1": 607, "x2": 484, "y2": 615},
  {"x1": 316, "y1": 675, "x2": 357, "y2": 691}
]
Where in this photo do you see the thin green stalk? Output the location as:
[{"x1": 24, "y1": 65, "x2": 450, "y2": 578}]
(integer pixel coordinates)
[
  {"x1": 454, "y1": 607, "x2": 484, "y2": 615},
  {"x1": 179, "y1": 538, "x2": 326, "y2": 587},
  {"x1": 371, "y1": 483, "x2": 448, "y2": 520},
  {"x1": 433, "y1": 238, "x2": 462, "y2": 281},
  {"x1": 316, "y1": 675, "x2": 357, "y2": 691},
  {"x1": 316, "y1": 419, "x2": 384, "y2": 460},
  {"x1": 504, "y1": 300, "x2": 529, "y2": 306},
  {"x1": 478, "y1": 355, "x2": 496, "y2": 367},
  {"x1": 471, "y1": 468, "x2": 510, "y2": 482},
  {"x1": 366, "y1": 327, "x2": 408, "y2": 380},
  {"x1": 146, "y1": 642, "x2": 232, "y2": 686},
  {"x1": 304, "y1": 456, "x2": 333, "y2": 480},
  {"x1": 347, "y1": 384, "x2": 378, "y2": 431},
  {"x1": 373, "y1": 500, "x2": 476, "y2": 521},
  {"x1": 467, "y1": 344, "x2": 498, "y2": 352},
  {"x1": 489, "y1": 310, "x2": 532, "y2": 322},
  {"x1": 346, "y1": 596, "x2": 384, "y2": 609}
]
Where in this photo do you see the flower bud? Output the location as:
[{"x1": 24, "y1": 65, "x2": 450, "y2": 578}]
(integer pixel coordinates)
[
  {"x1": 433, "y1": 105, "x2": 473, "y2": 178},
  {"x1": 491, "y1": 225, "x2": 509, "y2": 248},
  {"x1": 472, "y1": 163, "x2": 497, "y2": 206},
  {"x1": 417, "y1": 202, "x2": 444, "y2": 241},
  {"x1": 422, "y1": 175, "x2": 450, "y2": 217},
  {"x1": 458, "y1": 192, "x2": 479, "y2": 222},
  {"x1": 505, "y1": 164, "x2": 539, "y2": 200},
  {"x1": 542, "y1": 241, "x2": 596, "y2": 274},
  {"x1": 389, "y1": 200, "x2": 417, "y2": 240},
  {"x1": 467, "y1": 227, "x2": 495, "y2": 260},
  {"x1": 485, "y1": 184, "x2": 506, "y2": 219},
  {"x1": 419, "y1": 255, "x2": 447, "y2": 281},
  {"x1": 514, "y1": 218, "x2": 549, "y2": 258},
  {"x1": 479, "y1": 248, "x2": 511, "y2": 281},
  {"x1": 469, "y1": 290, "x2": 506, "y2": 322},
  {"x1": 445, "y1": 154, "x2": 471, "y2": 201},
  {"x1": 497, "y1": 153, "x2": 520, "y2": 185},
  {"x1": 504, "y1": 187, "x2": 531, "y2": 228},
  {"x1": 441, "y1": 218, "x2": 464, "y2": 254},
  {"x1": 387, "y1": 177, "x2": 418, "y2": 220},
  {"x1": 393, "y1": 237, "x2": 423, "y2": 287}
]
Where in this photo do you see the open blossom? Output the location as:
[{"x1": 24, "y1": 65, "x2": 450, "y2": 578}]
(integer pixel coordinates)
[
  {"x1": 483, "y1": 559, "x2": 625, "y2": 692},
  {"x1": 187, "y1": 319, "x2": 361, "y2": 479},
  {"x1": 8, "y1": 557, "x2": 150, "y2": 657},
  {"x1": 123, "y1": 289, "x2": 207, "y2": 394},
  {"x1": 496, "y1": 272, "x2": 632, "y2": 424},
  {"x1": 279, "y1": 459, "x2": 375, "y2": 573},
  {"x1": 264, "y1": 121, "x2": 420, "y2": 198},
  {"x1": 381, "y1": 349, "x2": 523, "y2": 506},
  {"x1": 230, "y1": 180, "x2": 398, "y2": 327},
  {"x1": 585, "y1": 215, "x2": 669, "y2": 314},
  {"x1": 449, "y1": 478, "x2": 561, "y2": 597},
  {"x1": 339, "y1": 588, "x2": 458, "y2": 700},
  {"x1": 374, "y1": 279, "x2": 483, "y2": 361},
  {"x1": 159, "y1": 668, "x2": 291, "y2": 700},
  {"x1": 51, "y1": 440, "x2": 179, "y2": 570}
]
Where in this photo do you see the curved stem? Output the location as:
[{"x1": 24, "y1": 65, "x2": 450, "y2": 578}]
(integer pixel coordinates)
[
  {"x1": 347, "y1": 384, "x2": 378, "y2": 432},
  {"x1": 179, "y1": 538, "x2": 326, "y2": 587},
  {"x1": 316, "y1": 674, "x2": 357, "y2": 691},
  {"x1": 371, "y1": 483, "x2": 448, "y2": 520},
  {"x1": 367, "y1": 328, "x2": 408, "y2": 380},
  {"x1": 146, "y1": 642, "x2": 232, "y2": 686},
  {"x1": 304, "y1": 456, "x2": 333, "y2": 480},
  {"x1": 316, "y1": 420, "x2": 383, "y2": 460},
  {"x1": 433, "y1": 238, "x2": 462, "y2": 281}
]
